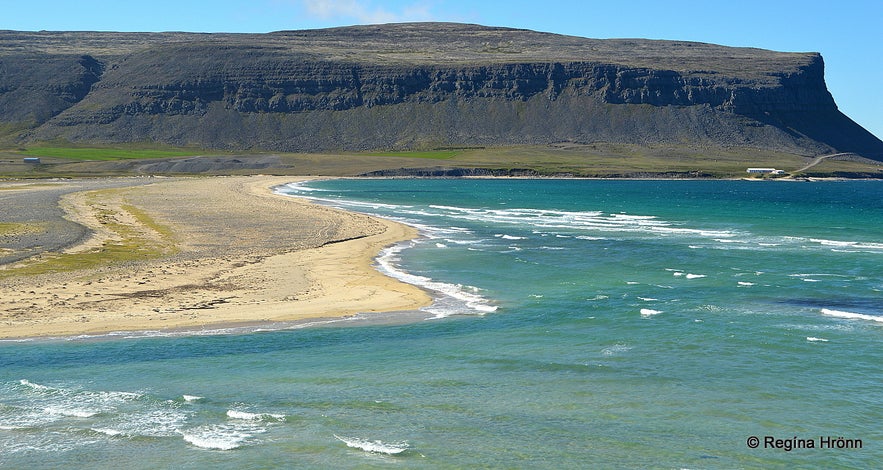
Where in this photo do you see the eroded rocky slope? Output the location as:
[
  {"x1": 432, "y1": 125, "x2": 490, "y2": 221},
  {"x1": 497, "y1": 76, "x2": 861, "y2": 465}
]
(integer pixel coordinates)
[{"x1": 1, "y1": 23, "x2": 880, "y2": 158}]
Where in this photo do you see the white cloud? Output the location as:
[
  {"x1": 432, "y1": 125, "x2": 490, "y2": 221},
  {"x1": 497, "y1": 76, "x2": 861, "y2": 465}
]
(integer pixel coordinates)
[{"x1": 300, "y1": 0, "x2": 434, "y2": 24}]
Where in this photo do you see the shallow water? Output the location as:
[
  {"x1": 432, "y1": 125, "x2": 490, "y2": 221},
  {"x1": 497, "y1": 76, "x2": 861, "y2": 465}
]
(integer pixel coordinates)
[{"x1": 2, "y1": 179, "x2": 881, "y2": 468}]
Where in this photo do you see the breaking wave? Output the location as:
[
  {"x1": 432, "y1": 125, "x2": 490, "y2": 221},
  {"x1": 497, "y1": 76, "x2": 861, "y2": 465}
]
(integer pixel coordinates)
[
  {"x1": 334, "y1": 434, "x2": 409, "y2": 455},
  {"x1": 376, "y1": 241, "x2": 498, "y2": 318},
  {"x1": 820, "y1": 308, "x2": 883, "y2": 324},
  {"x1": 1, "y1": 380, "x2": 286, "y2": 454}
]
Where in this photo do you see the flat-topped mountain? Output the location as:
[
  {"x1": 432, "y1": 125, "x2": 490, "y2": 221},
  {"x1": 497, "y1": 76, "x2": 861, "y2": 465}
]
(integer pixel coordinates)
[{"x1": 1, "y1": 23, "x2": 881, "y2": 158}]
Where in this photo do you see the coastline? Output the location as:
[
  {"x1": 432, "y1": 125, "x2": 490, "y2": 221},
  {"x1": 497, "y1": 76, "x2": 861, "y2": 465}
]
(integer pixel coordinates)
[{"x1": 0, "y1": 176, "x2": 432, "y2": 339}]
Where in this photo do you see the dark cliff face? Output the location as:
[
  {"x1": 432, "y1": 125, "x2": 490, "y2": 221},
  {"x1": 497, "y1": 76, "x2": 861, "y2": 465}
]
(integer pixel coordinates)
[
  {"x1": 1, "y1": 23, "x2": 880, "y2": 158},
  {"x1": 0, "y1": 54, "x2": 103, "y2": 125}
]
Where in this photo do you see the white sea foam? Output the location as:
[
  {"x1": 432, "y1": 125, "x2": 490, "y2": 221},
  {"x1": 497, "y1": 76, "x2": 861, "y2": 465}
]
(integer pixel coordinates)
[
  {"x1": 122, "y1": 408, "x2": 191, "y2": 437},
  {"x1": 495, "y1": 234, "x2": 527, "y2": 240},
  {"x1": 821, "y1": 309, "x2": 883, "y2": 324},
  {"x1": 44, "y1": 406, "x2": 98, "y2": 418},
  {"x1": 443, "y1": 238, "x2": 482, "y2": 245},
  {"x1": 810, "y1": 238, "x2": 883, "y2": 251},
  {"x1": 790, "y1": 273, "x2": 847, "y2": 279},
  {"x1": 279, "y1": 181, "x2": 329, "y2": 193},
  {"x1": 226, "y1": 409, "x2": 285, "y2": 421},
  {"x1": 806, "y1": 337, "x2": 829, "y2": 342},
  {"x1": 91, "y1": 427, "x2": 125, "y2": 436},
  {"x1": 423, "y1": 204, "x2": 739, "y2": 240},
  {"x1": 737, "y1": 281, "x2": 755, "y2": 286},
  {"x1": 601, "y1": 344, "x2": 632, "y2": 356},
  {"x1": 14, "y1": 380, "x2": 149, "y2": 429},
  {"x1": 181, "y1": 423, "x2": 263, "y2": 450},
  {"x1": 389, "y1": 201, "x2": 883, "y2": 257},
  {"x1": 19, "y1": 379, "x2": 52, "y2": 391},
  {"x1": 10, "y1": 380, "x2": 196, "y2": 441},
  {"x1": 334, "y1": 434, "x2": 409, "y2": 455},
  {"x1": 375, "y1": 242, "x2": 497, "y2": 317},
  {"x1": 183, "y1": 395, "x2": 203, "y2": 402},
  {"x1": 685, "y1": 274, "x2": 706, "y2": 279},
  {"x1": 640, "y1": 309, "x2": 662, "y2": 317}
]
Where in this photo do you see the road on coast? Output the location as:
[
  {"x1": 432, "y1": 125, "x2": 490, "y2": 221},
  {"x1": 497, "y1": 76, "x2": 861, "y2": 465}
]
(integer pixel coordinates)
[{"x1": 794, "y1": 153, "x2": 857, "y2": 173}]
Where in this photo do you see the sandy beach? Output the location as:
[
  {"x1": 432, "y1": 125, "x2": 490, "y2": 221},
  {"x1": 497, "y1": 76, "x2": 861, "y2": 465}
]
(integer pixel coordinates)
[{"x1": 0, "y1": 176, "x2": 431, "y2": 339}]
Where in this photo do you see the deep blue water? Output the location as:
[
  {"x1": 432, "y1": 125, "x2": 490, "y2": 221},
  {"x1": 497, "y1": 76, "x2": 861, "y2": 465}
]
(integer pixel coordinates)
[{"x1": 1, "y1": 179, "x2": 881, "y2": 468}]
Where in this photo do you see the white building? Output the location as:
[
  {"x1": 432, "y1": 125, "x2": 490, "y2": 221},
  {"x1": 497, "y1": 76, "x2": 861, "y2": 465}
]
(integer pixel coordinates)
[{"x1": 746, "y1": 168, "x2": 785, "y2": 175}]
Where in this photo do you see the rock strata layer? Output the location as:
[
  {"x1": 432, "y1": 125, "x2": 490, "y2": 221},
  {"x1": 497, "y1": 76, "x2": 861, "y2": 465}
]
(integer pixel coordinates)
[{"x1": 1, "y1": 23, "x2": 880, "y2": 158}]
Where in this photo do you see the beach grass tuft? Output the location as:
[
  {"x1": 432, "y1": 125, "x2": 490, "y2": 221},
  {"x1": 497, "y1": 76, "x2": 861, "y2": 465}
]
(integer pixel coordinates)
[
  {"x1": 0, "y1": 222, "x2": 46, "y2": 237},
  {"x1": 0, "y1": 191, "x2": 178, "y2": 278}
]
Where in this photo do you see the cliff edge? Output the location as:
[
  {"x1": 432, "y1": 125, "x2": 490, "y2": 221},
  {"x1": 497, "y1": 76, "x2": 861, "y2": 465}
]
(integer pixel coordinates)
[{"x1": 1, "y1": 23, "x2": 880, "y2": 159}]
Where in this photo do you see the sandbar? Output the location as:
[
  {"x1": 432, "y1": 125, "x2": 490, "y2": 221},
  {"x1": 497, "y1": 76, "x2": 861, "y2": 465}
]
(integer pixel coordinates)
[{"x1": 0, "y1": 176, "x2": 431, "y2": 339}]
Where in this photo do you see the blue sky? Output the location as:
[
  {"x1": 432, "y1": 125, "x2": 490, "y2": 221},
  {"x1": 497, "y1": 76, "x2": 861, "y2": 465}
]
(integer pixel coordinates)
[{"x1": 4, "y1": 0, "x2": 881, "y2": 139}]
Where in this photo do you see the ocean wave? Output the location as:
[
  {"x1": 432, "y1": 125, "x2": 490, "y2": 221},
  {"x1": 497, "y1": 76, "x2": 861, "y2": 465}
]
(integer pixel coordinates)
[
  {"x1": 1, "y1": 380, "x2": 191, "y2": 440},
  {"x1": 1, "y1": 380, "x2": 298, "y2": 454},
  {"x1": 91, "y1": 427, "x2": 125, "y2": 436},
  {"x1": 278, "y1": 181, "x2": 329, "y2": 193},
  {"x1": 118, "y1": 408, "x2": 190, "y2": 437},
  {"x1": 44, "y1": 405, "x2": 99, "y2": 418},
  {"x1": 494, "y1": 233, "x2": 527, "y2": 240},
  {"x1": 441, "y1": 238, "x2": 483, "y2": 245},
  {"x1": 16, "y1": 380, "x2": 144, "y2": 419},
  {"x1": 281, "y1": 185, "x2": 410, "y2": 212},
  {"x1": 640, "y1": 309, "x2": 662, "y2": 317},
  {"x1": 226, "y1": 409, "x2": 285, "y2": 421},
  {"x1": 821, "y1": 308, "x2": 883, "y2": 324},
  {"x1": 334, "y1": 434, "x2": 409, "y2": 455},
  {"x1": 810, "y1": 238, "x2": 883, "y2": 251},
  {"x1": 181, "y1": 423, "x2": 265, "y2": 450},
  {"x1": 601, "y1": 344, "x2": 632, "y2": 356},
  {"x1": 424, "y1": 204, "x2": 739, "y2": 241},
  {"x1": 19, "y1": 379, "x2": 52, "y2": 391},
  {"x1": 375, "y1": 242, "x2": 497, "y2": 318}
]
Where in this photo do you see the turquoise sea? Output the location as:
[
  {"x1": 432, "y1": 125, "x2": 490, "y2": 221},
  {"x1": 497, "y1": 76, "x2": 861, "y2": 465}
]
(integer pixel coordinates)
[{"x1": 2, "y1": 179, "x2": 881, "y2": 468}]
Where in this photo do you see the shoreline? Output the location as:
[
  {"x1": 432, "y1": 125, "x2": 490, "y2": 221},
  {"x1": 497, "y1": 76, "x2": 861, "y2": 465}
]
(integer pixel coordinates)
[{"x1": 0, "y1": 176, "x2": 432, "y2": 340}]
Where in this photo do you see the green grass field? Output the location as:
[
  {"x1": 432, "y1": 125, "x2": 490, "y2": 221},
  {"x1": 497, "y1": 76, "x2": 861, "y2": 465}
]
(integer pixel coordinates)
[
  {"x1": 364, "y1": 150, "x2": 460, "y2": 159},
  {"x1": 19, "y1": 146, "x2": 205, "y2": 161}
]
